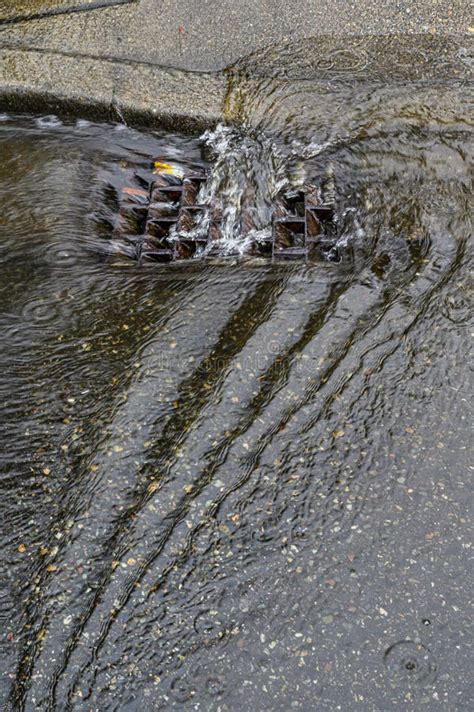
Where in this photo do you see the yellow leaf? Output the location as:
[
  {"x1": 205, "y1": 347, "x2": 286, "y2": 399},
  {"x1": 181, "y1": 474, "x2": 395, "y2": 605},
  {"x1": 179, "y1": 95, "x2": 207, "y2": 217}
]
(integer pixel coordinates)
[{"x1": 153, "y1": 161, "x2": 184, "y2": 178}]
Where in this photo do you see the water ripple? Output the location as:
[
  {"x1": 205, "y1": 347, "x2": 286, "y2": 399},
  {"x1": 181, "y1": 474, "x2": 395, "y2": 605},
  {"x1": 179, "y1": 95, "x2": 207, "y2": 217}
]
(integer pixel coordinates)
[{"x1": 0, "y1": 37, "x2": 472, "y2": 709}]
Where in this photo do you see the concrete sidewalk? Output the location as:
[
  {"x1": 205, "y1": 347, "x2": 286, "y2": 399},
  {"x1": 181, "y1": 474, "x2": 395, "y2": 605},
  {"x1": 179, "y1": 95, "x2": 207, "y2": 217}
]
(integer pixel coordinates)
[{"x1": 0, "y1": 0, "x2": 472, "y2": 128}]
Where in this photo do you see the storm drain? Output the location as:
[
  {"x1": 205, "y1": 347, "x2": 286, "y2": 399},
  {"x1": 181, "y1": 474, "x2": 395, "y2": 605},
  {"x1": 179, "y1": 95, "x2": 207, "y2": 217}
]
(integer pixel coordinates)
[{"x1": 103, "y1": 163, "x2": 337, "y2": 263}]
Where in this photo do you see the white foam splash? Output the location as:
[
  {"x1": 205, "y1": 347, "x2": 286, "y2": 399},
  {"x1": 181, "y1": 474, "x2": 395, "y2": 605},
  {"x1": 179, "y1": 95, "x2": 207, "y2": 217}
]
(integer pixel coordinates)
[
  {"x1": 35, "y1": 115, "x2": 63, "y2": 128},
  {"x1": 171, "y1": 123, "x2": 341, "y2": 259},
  {"x1": 196, "y1": 124, "x2": 290, "y2": 255}
]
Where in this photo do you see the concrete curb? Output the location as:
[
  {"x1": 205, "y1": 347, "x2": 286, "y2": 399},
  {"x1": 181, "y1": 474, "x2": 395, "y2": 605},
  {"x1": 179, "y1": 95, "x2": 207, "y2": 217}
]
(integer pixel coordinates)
[{"x1": 0, "y1": 47, "x2": 226, "y2": 132}]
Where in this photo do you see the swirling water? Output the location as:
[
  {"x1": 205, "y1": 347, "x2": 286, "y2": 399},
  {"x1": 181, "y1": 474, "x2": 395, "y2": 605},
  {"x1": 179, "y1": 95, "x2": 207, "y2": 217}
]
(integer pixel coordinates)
[{"x1": 0, "y1": 34, "x2": 472, "y2": 711}]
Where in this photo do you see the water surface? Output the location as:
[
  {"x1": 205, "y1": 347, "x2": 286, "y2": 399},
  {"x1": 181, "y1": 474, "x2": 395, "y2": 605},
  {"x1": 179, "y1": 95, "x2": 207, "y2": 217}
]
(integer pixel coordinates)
[{"x1": 0, "y1": 34, "x2": 472, "y2": 711}]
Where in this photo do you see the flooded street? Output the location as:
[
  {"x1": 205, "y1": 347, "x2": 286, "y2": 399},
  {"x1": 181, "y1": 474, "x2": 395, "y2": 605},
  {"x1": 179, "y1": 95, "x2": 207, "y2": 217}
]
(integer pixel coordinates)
[{"x1": 0, "y1": 34, "x2": 472, "y2": 711}]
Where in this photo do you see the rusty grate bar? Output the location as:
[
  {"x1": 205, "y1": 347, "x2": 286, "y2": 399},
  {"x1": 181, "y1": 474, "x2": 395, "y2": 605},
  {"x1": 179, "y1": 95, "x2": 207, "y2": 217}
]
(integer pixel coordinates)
[{"x1": 272, "y1": 184, "x2": 337, "y2": 262}]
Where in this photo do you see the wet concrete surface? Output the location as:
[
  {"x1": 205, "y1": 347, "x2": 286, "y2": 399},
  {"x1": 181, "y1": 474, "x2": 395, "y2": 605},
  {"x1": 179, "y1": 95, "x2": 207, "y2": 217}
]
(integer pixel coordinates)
[
  {"x1": 0, "y1": 1, "x2": 137, "y2": 25},
  {"x1": 0, "y1": 44, "x2": 225, "y2": 131},
  {"x1": 1, "y1": 0, "x2": 472, "y2": 71},
  {"x1": 1, "y1": 1, "x2": 473, "y2": 126}
]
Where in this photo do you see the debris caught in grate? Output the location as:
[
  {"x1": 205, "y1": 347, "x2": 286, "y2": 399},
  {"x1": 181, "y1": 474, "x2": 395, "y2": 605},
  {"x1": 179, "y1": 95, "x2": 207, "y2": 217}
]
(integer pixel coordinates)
[{"x1": 102, "y1": 161, "x2": 337, "y2": 263}]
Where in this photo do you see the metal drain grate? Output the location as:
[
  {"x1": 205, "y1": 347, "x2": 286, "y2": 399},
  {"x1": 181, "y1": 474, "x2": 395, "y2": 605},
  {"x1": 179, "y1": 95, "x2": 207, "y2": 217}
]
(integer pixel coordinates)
[
  {"x1": 272, "y1": 186, "x2": 338, "y2": 262},
  {"x1": 113, "y1": 168, "x2": 209, "y2": 262},
  {"x1": 107, "y1": 164, "x2": 337, "y2": 263}
]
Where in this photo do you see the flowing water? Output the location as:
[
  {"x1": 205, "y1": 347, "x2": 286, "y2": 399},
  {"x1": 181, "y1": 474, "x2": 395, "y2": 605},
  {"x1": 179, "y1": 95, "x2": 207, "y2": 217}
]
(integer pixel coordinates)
[{"x1": 0, "y1": 34, "x2": 472, "y2": 711}]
